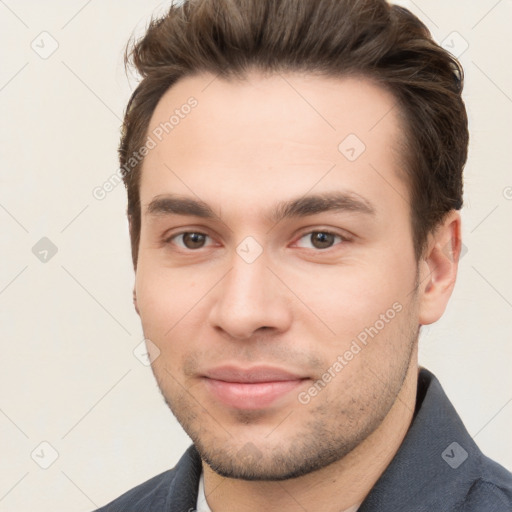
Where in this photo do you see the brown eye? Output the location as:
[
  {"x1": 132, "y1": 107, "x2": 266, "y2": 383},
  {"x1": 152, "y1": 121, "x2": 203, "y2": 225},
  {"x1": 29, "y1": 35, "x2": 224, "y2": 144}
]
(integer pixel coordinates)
[
  {"x1": 311, "y1": 231, "x2": 336, "y2": 249},
  {"x1": 174, "y1": 232, "x2": 209, "y2": 249},
  {"x1": 296, "y1": 231, "x2": 342, "y2": 250}
]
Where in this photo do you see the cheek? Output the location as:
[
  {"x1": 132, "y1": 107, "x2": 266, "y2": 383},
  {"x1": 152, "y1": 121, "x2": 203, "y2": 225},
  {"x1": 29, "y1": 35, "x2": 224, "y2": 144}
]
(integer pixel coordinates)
[
  {"x1": 135, "y1": 264, "x2": 200, "y2": 338},
  {"x1": 297, "y1": 257, "x2": 416, "y2": 345}
]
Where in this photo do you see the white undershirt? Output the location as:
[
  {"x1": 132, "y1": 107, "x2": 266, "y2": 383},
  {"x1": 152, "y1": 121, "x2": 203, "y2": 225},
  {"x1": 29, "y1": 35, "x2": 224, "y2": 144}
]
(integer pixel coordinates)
[
  {"x1": 196, "y1": 471, "x2": 361, "y2": 512},
  {"x1": 196, "y1": 471, "x2": 212, "y2": 512}
]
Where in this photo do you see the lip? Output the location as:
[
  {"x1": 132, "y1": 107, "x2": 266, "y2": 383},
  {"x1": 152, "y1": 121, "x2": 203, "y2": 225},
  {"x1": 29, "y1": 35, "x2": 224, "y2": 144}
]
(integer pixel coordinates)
[
  {"x1": 202, "y1": 365, "x2": 308, "y2": 409},
  {"x1": 203, "y1": 365, "x2": 305, "y2": 383}
]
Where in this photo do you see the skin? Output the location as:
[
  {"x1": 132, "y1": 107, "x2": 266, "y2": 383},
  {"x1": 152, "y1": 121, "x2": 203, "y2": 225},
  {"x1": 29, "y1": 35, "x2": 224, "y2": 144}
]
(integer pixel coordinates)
[{"x1": 132, "y1": 70, "x2": 461, "y2": 512}]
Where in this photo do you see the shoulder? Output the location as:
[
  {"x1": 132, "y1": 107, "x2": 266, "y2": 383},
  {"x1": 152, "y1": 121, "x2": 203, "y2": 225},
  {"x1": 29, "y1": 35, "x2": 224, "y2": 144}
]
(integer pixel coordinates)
[
  {"x1": 92, "y1": 445, "x2": 202, "y2": 512},
  {"x1": 457, "y1": 455, "x2": 512, "y2": 511},
  {"x1": 93, "y1": 468, "x2": 178, "y2": 512}
]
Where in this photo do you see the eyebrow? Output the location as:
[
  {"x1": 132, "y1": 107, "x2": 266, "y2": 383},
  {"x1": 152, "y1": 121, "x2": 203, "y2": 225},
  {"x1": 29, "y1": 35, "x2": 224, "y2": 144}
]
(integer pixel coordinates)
[
  {"x1": 269, "y1": 191, "x2": 375, "y2": 223},
  {"x1": 145, "y1": 191, "x2": 376, "y2": 224},
  {"x1": 146, "y1": 195, "x2": 215, "y2": 218}
]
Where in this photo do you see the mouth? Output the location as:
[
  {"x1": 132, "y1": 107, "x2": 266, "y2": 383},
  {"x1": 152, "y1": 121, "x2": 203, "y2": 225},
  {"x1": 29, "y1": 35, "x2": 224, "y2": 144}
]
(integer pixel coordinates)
[{"x1": 201, "y1": 365, "x2": 309, "y2": 410}]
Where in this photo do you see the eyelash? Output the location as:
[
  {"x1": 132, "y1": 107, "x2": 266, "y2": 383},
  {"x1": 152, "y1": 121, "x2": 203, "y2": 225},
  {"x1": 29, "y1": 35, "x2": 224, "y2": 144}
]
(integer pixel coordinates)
[
  {"x1": 165, "y1": 231, "x2": 216, "y2": 250},
  {"x1": 294, "y1": 230, "x2": 347, "y2": 250},
  {"x1": 163, "y1": 229, "x2": 350, "y2": 251}
]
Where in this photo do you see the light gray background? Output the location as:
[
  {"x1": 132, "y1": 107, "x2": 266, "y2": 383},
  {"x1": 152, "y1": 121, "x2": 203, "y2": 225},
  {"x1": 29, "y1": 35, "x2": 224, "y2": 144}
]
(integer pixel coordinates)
[{"x1": 1, "y1": 0, "x2": 511, "y2": 510}]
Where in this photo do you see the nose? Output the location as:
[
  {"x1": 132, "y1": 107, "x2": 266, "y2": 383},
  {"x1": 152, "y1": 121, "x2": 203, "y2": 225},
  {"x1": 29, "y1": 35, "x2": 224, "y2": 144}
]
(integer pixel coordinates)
[{"x1": 208, "y1": 252, "x2": 293, "y2": 340}]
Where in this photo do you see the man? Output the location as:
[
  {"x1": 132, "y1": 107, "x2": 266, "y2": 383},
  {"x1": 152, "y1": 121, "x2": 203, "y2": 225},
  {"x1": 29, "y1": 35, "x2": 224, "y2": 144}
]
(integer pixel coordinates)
[{"x1": 95, "y1": 0, "x2": 512, "y2": 510}]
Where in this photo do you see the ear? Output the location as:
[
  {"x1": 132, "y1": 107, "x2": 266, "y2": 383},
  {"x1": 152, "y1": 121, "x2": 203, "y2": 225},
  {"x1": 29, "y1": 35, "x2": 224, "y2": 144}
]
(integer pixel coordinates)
[
  {"x1": 128, "y1": 213, "x2": 138, "y2": 271},
  {"x1": 418, "y1": 210, "x2": 462, "y2": 325},
  {"x1": 128, "y1": 214, "x2": 140, "y2": 316},
  {"x1": 133, "y1": 286, "x2": 140, "y2": 316}
]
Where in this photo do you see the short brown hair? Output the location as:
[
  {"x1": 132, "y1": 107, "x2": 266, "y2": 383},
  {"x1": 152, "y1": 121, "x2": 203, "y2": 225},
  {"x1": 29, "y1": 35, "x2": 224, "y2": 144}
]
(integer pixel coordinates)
[{"x1": 120, "y1": 0, "x2": 468, "y2": 268}]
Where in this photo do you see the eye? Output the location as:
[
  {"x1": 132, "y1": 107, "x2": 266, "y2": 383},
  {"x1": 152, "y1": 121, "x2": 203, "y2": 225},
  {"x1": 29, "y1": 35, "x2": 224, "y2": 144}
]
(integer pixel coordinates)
[
  {"x1": 295, "y1": 230, "x2": 344, "y2": 250},
  {"x1": 168, "y1": 232, "x2": 212, "y2": 250}
]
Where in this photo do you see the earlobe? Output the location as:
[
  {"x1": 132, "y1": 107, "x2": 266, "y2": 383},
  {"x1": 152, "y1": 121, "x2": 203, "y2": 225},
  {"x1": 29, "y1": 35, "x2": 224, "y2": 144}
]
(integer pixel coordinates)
[{"x1": 418, "y1": 211, "x2": 461, "y2": 326}]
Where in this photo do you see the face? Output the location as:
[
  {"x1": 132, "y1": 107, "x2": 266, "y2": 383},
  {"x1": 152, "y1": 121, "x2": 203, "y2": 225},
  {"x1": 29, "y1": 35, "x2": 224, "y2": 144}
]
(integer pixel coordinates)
[{"x1": 134, "y1": 71, "x2": 422, "y2": 480}]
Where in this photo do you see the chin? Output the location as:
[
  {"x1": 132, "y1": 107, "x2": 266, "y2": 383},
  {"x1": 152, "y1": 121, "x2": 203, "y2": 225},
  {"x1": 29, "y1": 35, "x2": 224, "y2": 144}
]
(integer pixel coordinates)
[{"x1": 192, "y1": 429, "x2": 363, "y2": 481}]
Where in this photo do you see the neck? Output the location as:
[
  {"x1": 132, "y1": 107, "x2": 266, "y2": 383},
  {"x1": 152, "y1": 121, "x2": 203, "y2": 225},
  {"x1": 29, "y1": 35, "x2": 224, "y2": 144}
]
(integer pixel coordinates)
[{"x1": 202, "y1": 352, "x2": 419, "y2": 512}]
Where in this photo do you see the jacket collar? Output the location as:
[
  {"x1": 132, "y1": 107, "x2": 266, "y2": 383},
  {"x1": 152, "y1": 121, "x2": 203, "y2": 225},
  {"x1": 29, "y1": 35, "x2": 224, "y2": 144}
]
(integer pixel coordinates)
[
  {"x1": 165, "y1": 368, "x2": 481, "y2": 511},
  {"x1": 358, "y1": 367, "x2": 481, "y2": 511}
]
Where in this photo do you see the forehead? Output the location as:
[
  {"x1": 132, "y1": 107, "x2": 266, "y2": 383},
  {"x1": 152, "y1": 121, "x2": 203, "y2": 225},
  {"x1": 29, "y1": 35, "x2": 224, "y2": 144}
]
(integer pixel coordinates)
[{"x1": 139, "y1": 70, "x2": 408, "y2": 222}]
